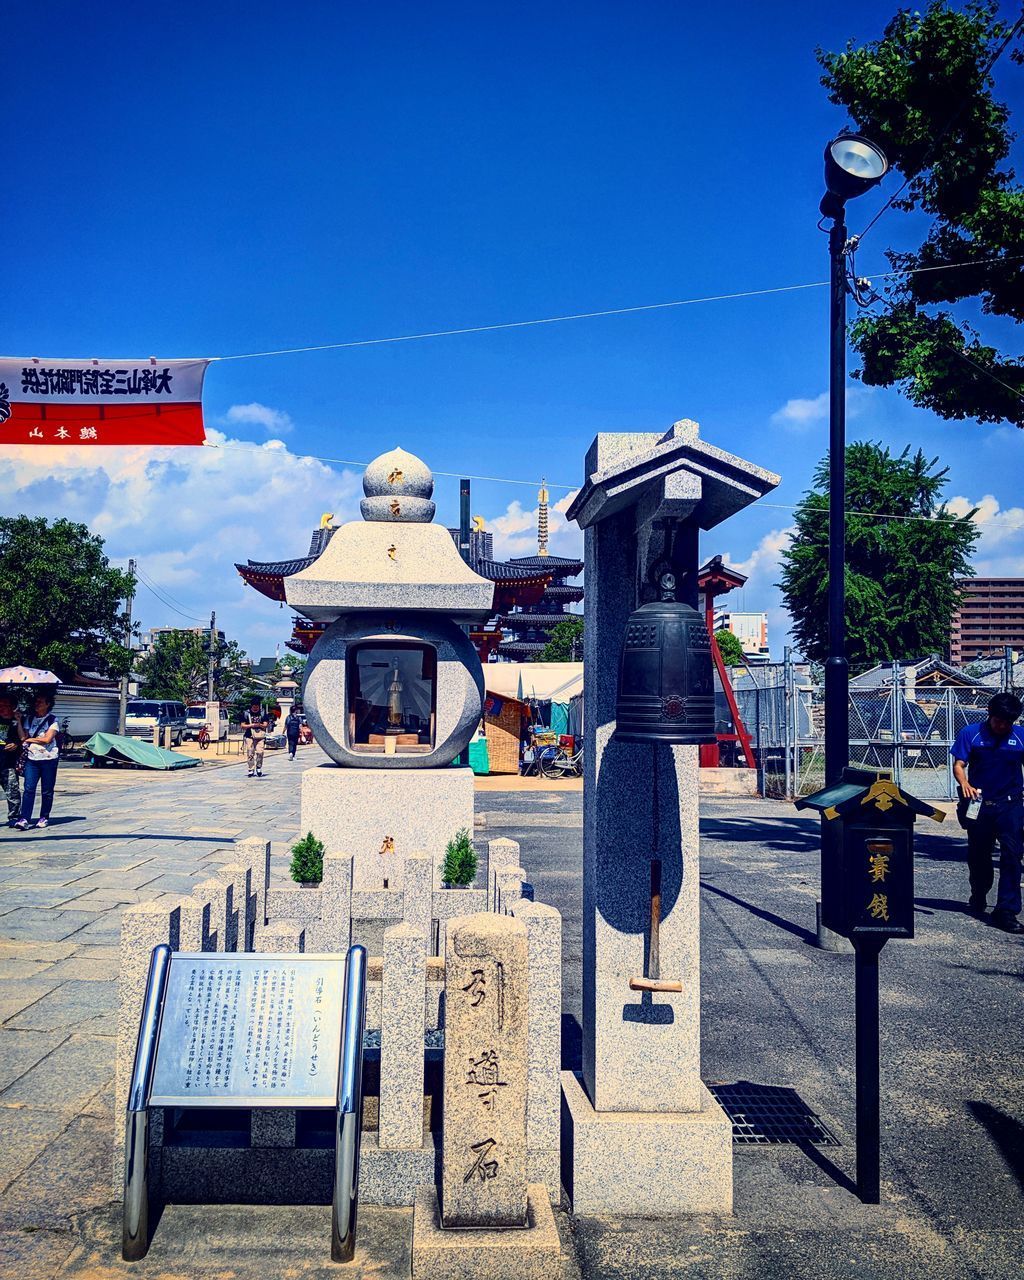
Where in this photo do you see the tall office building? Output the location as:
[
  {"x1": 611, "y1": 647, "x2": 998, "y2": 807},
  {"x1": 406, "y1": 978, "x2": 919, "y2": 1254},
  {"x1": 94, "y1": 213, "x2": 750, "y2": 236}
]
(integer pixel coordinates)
[{"x1": 950, "y1": 578, "x2": 1024, "y2": 666}]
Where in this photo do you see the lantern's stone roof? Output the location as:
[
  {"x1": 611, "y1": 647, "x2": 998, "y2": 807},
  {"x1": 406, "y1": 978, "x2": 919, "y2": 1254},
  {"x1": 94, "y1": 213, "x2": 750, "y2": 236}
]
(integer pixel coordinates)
[{"x1": 284, "y1": 447, "x2": 494, "y2": 622}]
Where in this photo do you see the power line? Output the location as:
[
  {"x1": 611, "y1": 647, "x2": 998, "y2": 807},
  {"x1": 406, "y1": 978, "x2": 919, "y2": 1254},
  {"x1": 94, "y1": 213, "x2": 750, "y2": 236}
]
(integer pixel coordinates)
[
  {"x1": 854, "y1": 11, "x2": 1024, "y2": 244},
  {"x1": 207, "y1": 254, "x2": 1021, "y2": 364},
  {"x1": 135, "y1": 569, "x2": 208, "y2": 624}
]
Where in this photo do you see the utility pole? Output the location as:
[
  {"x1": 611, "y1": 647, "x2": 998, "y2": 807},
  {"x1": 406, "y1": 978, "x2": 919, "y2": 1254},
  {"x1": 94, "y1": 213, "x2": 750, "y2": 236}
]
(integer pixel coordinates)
[
  {"x1": 207, "y1": 610, "x2": 217, "y2": 702},
  {"x1": 117, "y1": 558, "x2": 137, "y2": 736}
]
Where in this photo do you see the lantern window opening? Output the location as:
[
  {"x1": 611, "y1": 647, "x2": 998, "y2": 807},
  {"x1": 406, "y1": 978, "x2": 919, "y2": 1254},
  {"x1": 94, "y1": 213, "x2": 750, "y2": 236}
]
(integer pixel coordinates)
[{"x1": 345, "y1": 640, "x2": 438, "y2": 755}]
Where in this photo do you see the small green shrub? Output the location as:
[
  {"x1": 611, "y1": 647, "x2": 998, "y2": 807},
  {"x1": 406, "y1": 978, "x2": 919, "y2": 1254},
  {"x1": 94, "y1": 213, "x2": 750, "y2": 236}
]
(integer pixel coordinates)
[
  {"x1": 441, "y1": 828, "x2": 477, "y2": 887},
  {"x1": 290, "y1": 831, "x2": 325, "y2": 884}
]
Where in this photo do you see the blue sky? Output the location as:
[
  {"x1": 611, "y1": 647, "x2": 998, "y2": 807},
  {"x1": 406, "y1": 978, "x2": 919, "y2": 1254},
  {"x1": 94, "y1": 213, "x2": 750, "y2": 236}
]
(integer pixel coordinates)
[{"x1": 3, "y1": 1, "x2": 1022, "y2": 659}]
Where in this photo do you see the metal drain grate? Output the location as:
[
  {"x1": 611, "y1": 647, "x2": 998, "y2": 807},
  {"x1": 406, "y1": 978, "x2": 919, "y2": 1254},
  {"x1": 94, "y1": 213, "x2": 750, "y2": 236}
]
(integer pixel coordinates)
[{"x1": 708, "y1": 1082, "x2": 840, "y2": 1147}]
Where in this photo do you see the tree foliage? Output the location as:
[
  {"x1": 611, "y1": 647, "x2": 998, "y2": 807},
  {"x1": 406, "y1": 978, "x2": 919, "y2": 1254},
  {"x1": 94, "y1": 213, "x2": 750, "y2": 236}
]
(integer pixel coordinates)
[
  {"x1": 538, "y1": 616, "x2": 584, "y2": 662},
  {"x1": 819, "y1": 1, "x2": 1024, "y2": 425},
  {"x1": 138, "y1": 631, "x2": 250, "y2": 703},
  {"x1": 777, "y1": 442, "x2": 978, "y2": 666},
  {"x1": 713, "y1": 628, "x2": 747, "y2": 667},
  {"x1": 0, "y1": 516, "x2": 134, "y2": 679}
]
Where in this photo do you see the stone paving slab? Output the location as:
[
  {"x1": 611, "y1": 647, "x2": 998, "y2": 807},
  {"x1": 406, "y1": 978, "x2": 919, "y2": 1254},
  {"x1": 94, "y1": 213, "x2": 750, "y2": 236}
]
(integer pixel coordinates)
[{"x1": 1, "y1": 1033, "x2": 114, "y2": 1111}]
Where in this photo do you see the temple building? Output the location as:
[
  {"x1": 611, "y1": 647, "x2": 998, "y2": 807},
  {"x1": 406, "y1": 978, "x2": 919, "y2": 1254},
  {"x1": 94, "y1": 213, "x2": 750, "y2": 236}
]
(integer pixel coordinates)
[{"x1": 236, "y1": 481, "x2": 584, "y2": 663}]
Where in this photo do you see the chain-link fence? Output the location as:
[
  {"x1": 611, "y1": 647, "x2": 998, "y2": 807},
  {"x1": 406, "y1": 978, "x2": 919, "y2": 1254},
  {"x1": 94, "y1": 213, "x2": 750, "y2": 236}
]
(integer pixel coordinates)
[{"x1": 733, "y1": 661, "x2": 1012, "y2": 800}]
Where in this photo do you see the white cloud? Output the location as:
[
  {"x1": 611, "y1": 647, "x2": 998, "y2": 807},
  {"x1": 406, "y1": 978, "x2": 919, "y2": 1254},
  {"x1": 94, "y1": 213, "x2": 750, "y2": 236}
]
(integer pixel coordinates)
[
  {"x1": 726, "y1": 526, "x2": 795, "y2": 583},
  {"x1": 770, "y1": 386, "x2": 871, "y2": 431},
  {"x1": 0, "y1": 429, "x2": 360, "y2": 657},
  {"x1": 946, "y1": 493, "x2": 1024, "y2": 576},
  {"x1": 221, "y1": 402, "x2": 294, "y2": 435}
]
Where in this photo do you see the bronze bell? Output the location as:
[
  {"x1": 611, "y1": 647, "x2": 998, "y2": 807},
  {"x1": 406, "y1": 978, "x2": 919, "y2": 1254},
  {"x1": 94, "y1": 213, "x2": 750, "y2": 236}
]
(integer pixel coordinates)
[{"x1": 615, "y1": 570, "x2": 716, "y2": 744}]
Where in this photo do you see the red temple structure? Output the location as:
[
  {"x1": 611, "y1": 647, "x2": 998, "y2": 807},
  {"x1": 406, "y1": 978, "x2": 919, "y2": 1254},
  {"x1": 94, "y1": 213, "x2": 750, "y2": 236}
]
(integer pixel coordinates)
[{"x1": 698, "y1": 555, "x2": 755, "y2": 768}]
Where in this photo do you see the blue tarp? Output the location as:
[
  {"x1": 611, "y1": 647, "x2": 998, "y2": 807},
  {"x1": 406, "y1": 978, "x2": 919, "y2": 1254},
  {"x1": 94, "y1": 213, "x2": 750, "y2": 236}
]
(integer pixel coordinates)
[{"x1": 83, "y1": 732, "x2": 199, "y2": 770}]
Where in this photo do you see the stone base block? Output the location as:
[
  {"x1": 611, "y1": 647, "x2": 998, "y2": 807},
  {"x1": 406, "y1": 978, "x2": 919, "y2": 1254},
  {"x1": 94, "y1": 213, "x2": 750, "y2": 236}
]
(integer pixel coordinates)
[
  {"x1": 698, "y1": 766, "x2": 758, "y2": 796},
  {"x1": 301, "y1": 765, "x2": 474, "y2": 891},
  {"x1": 560, "y1": 1070, "x2": 732, "y2": 1215},
  {"x1": 412, "y1": 1183, "x2": 563, "y2": 1280},
  {"x1": 160, "y1": 1127, "x2": 437, "y2": 1208},
  {"x1": 527, "y1": 1147, "x2": 562, "y2": 1204},
  {"x1": 816, "y1": 900, "x2": 855, "y2": 954},
  {"x1": 361, "y1": 1130, "x2": 439, "y2": 1206}
]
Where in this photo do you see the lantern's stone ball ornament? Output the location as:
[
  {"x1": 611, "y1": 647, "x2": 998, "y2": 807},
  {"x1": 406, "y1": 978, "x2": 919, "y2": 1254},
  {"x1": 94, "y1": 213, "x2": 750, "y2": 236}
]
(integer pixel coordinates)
[{"x1": 284, "y1": 447, "x2": 494, "y2": 770}]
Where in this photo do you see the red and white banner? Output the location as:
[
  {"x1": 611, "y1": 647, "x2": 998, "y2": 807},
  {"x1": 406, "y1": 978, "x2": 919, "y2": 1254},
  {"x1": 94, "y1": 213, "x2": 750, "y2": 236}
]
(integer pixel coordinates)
[{"x1": 0, "y1": 357, "x2": 209, "y2": 446}]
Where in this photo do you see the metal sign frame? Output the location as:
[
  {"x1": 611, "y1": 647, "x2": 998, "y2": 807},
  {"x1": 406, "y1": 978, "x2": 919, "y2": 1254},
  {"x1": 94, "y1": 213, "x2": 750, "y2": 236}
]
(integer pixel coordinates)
[{"x1": 122, "y1": 945, "x2": 367, "y2": 1264}]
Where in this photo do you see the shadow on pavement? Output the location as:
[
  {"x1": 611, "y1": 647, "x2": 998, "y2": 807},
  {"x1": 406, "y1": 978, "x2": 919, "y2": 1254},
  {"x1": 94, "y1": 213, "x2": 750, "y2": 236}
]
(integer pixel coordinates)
[
  {"x1": 967, "y1": 1101, "x2": 1024, "y2": 1190},
  {"x1": 700, "y1": 816, "x2": 819, "y2": 855},
  {"x1": 700, "y1": 880, "x2": 818, "y2": 946}
]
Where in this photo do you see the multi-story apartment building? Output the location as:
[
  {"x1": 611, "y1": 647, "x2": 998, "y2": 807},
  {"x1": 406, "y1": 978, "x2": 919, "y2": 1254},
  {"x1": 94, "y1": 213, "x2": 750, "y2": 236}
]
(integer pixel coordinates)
[
  {"x1": 950, "y1": 578, "x2": 1024, "y2": 666},
  {"x1": 713, "y1": 608, "x2": 769, "y2": 660}
]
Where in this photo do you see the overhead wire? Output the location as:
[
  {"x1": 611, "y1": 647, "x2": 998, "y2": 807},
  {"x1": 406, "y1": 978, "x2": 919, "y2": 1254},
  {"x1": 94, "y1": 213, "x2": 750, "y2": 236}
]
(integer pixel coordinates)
[{"x1": 206, "y1": 253, "x2": 1023, "y2": 364}]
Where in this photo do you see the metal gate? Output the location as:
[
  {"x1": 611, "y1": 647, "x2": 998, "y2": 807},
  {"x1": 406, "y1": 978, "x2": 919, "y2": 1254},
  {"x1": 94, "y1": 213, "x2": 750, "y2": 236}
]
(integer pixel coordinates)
[{"x1": 734, "y1": 662, "x2": 999, "y2": 800}]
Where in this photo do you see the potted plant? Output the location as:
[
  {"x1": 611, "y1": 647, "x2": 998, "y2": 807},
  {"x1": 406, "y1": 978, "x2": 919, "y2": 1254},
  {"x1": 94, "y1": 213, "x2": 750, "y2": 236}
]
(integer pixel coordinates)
[
  {"x1": 289, "y1": 831, "x2": 325, "y2": 886},
  {"x1": 441, "y1": 828, "x2": 477, "y2": 888}
]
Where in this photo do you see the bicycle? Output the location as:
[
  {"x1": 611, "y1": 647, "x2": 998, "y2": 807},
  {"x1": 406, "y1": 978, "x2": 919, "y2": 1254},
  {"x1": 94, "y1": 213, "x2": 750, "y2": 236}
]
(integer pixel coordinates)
[
  {"x1": 540, "y1": 743, "x2": 584, "y2": 779},
  {"x1": 197, "y1": 723, "x2": 211, "y2": 750}
]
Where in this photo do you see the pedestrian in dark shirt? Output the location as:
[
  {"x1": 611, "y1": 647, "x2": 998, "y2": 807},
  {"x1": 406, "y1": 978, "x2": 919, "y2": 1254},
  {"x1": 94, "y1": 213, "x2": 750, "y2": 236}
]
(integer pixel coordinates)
[
  {"x1": 285, "y1": 707, "x2": 302, "y2": 760},
  {"x1": 0, "y1": 695, "x2": 21, "y2": 826},
  {"x1": 242, "y1": 699, "x2": 268, "y2": 778},
  {"x1": 950, "y1": 691, "x2": 1024, "y2": 934}
]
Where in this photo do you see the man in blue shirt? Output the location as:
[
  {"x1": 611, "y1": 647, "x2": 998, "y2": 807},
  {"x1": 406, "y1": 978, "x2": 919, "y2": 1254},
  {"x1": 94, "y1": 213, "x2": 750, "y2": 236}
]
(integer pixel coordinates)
[{"x1": 950, "y1": 691, "x2": 1024, "y2": 933}]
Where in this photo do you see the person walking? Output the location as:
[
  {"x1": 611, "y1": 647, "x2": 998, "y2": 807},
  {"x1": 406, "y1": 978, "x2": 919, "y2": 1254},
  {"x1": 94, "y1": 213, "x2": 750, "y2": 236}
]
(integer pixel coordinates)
[
  {"x1": 285, "y1": 706, "x2": 302, "y2": 760},
  {"x1": 951, "y1": 691, "x2": 1024, "y2": 934},
  {"x1": 242, "y1": 699, "x2": 269, "y2": 778},
  {"x1": 13, "y1": 690, "x2": 61, "y2": 831},
  {"x1": 0, "y1": 694, "x2": 21, "y2": 826}
]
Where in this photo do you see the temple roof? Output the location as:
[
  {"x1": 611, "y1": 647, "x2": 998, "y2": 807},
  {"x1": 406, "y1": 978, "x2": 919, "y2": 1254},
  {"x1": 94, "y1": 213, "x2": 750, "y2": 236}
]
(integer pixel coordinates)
[
  {"x1": 508, "y1": 554, "x2": 583, "y2": 574},
  {"x1": 496, "y1": 612, "x2": 581, "y2": 629}
]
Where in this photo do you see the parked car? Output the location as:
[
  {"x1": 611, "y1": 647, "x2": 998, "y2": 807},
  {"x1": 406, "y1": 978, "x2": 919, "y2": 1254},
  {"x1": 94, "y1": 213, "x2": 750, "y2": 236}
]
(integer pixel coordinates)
[
  {"x1": 184, "y1": 705, "x2": 229, "y2": 741},
  {"x1": 124, "y1": 699, "x2": 188, "y2": 745}
]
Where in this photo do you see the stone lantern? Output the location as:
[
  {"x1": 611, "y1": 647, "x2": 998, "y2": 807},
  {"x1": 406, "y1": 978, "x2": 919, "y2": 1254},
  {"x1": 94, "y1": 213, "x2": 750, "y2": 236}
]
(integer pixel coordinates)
[
  {"x1": 284, "y1": 447, "x2": 494, "y2": 890},
  {"x1": 273, "y1": 667, "x2": 299, "y2": 734}
]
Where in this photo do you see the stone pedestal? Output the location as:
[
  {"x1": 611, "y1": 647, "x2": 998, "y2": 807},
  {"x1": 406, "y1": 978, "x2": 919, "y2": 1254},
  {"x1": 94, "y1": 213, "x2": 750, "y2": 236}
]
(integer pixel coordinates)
[
  {"x1": 560, "y1": 1071, "x2": 732, "y2": 1214},
  {"x1": 442, "y1": 913, "x2": 528, "y2": 1229},
  {"x1": 301, "y1": 764, "x2": 474, "y2": 891},
  {"x1": 412, "y1": 1183, "x2": 563, "y2": 1280}
]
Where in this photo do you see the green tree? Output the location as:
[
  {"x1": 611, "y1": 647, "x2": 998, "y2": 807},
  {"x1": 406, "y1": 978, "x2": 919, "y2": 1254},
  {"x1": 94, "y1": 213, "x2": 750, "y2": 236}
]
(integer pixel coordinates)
[
  {"x1": 138, "y1": 632, "x2": 251, "y2": 703},
  {"x1": 778, "y1": 442, "x2": 978, "y2": 666},
  {"x1": 818, "y1": 2, "x2": 1024, "y2": 425},
  {"x1": 713, "y1": 628, "x2": 747, "y2": 667},
  {"x1": 138, "y1": 631, "x2": 209, "y2": 702},
  {"x1": 0, "y1": 516, "x2": 134, "y2": 679},
  {"x1": 538, "y1": 617, "x2": 584, "y2": 662}
]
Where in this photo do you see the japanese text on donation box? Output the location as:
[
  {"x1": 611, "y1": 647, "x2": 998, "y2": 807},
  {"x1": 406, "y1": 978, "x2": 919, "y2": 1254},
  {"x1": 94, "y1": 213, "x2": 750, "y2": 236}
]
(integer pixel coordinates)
[{"x1": 150, "y1": 956, "x2": 344, "y2": 1107}]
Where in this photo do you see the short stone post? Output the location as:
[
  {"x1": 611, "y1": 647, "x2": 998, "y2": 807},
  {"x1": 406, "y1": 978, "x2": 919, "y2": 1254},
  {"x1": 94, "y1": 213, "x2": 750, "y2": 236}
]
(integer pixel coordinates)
[
  {"x1": 514, "y1": 900, "x2": 562, "y2": 1202},
  {"x1": 442, "y1": 913, "x2": 528, "y2": 1228},
  {"x1": 319, "y1": 852, "x2": 353, "y2": 952},
  {"x1": 190, "y1": 877, "x2": 228, "y2": 952},
  {"x1": 403, "y1": 853, "x2": 433, "y2": 952},
  {"x1": 379, "y1": 923, "x2": 427, "y2": 1150},
  {"x1": 487, "y1": 838, "x2": 520, "y2": 912},
  {"x1": 235, "y1": 836, "x2": 271, "y2": 937},
  {"x1": 495, "y1": 867, "x2": 527, "y2": 916}
]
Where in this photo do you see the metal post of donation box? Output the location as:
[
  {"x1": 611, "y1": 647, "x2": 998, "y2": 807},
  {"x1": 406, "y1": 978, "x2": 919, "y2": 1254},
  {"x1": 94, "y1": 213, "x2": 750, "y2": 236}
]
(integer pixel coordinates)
[
  {"x1": 796, "y1": 767, "x2": 944, "y2": 1204},
  {"x1": 122, "y1": 946, "x2": 367, "y2": 1262}
]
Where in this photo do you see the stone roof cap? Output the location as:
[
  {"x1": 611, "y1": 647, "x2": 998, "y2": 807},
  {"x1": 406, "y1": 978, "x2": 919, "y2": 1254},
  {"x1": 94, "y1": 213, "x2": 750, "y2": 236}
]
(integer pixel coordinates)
[{"x1": 567, "y1": 419, "x2": 780, "y2": 531}]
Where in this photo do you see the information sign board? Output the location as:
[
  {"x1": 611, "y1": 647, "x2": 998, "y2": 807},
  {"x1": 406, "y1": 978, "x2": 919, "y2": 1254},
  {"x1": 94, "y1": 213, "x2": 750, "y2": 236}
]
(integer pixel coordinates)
[{"x1": 149, "y1": 953, "x2": 345, "y2": 1107}]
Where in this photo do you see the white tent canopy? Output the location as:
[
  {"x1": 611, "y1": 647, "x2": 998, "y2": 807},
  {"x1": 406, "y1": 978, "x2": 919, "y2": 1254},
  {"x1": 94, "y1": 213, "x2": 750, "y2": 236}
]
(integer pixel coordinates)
[{"x1": 483, "y1": 662, "x2": 583, "y2": 703}]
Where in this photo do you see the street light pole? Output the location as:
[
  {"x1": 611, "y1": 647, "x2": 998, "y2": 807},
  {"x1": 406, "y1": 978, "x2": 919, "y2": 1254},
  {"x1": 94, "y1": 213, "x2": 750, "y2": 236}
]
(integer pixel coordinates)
[{"x1": 825, "y1": 209, "x2": 849, "y2": 787}]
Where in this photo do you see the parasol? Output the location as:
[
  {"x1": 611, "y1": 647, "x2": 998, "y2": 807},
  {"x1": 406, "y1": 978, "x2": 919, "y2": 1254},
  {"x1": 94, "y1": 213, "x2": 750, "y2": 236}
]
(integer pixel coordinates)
[{"x1": 0, "y1": 666, "x2": 61, "y2": 686}]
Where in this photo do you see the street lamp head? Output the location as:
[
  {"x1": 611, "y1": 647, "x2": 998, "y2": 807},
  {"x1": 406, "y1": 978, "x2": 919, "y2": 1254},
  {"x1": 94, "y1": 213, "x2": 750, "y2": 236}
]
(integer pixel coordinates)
[{"x1": 820, "y1": 134, "x2": 888, "y2": 218}]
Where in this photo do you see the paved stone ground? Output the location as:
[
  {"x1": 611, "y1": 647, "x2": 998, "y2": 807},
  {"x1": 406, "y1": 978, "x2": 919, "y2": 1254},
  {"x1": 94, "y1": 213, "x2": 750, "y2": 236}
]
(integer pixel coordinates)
[{"x1": 1, "y1": 752, "x2": 1021, "y2": 1278}]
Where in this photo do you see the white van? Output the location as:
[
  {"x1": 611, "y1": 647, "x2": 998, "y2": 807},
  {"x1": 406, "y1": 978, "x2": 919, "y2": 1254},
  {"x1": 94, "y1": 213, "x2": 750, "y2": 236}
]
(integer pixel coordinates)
[
  {"x1": 125, "y1": 700, "x2": 188, "y2": 745},
  {"x1": 185, "y1": 706, "x2": 229, "y2": 741}
]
